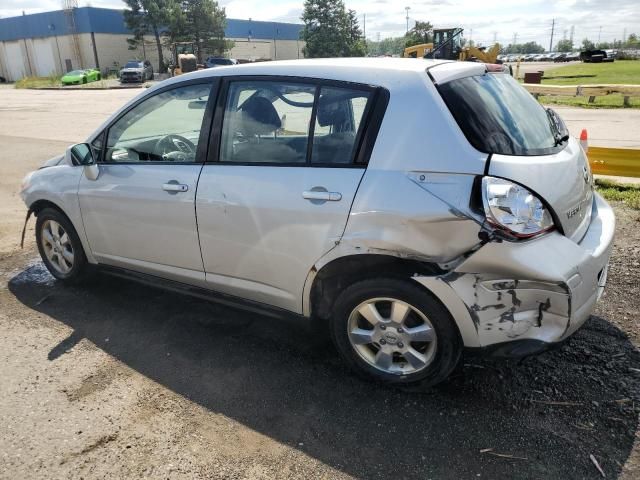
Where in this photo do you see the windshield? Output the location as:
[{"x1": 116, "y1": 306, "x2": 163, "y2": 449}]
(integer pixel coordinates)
[
  {"x1": 125, "y1": 61, "x2": 143, "y2": 68},
  {"x1": 67, "y1": 70, "x2": 85, "y2": 75},
  {"x1": 437, "y1": 73, "x2": 567, "y2": 156}
]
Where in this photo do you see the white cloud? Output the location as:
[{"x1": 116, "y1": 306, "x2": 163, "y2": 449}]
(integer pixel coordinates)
[{"x1": 1, "y1": 0, "x2": 638, "y2": 48}]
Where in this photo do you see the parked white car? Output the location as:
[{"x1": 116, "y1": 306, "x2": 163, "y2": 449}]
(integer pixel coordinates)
[{"x1": 20, "y1": 58, "x2": 615, "y2": 388}]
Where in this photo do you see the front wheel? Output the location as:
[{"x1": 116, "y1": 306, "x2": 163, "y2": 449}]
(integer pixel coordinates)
[
  {"x1": 35, "y1": 208, "x2": 89, "y2": 283},
  {"x1": 330, "y1": 278, "x2": 462, "y2": 389}
]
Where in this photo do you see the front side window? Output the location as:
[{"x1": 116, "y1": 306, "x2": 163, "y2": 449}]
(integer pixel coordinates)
[
  {"x1": 219, "y1": 80, "x2": 373, "y2": 165},
  {"x1": 105, "y1": 83, "x2": 210, "y2": 163},
  {"x1": 437, "y1": 73, "x2": 567, "y2": 156}
]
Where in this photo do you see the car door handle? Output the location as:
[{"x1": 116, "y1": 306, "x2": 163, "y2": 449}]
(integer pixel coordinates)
[
  {"x1": 162, "y1": 182, "x2": 189, "y2": 193},
  {"x1": 302, "y1": 190, "x2": 342, "y2": 202}
]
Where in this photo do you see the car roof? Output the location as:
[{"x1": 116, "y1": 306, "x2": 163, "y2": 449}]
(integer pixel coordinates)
[{"x1": 150, "y1": 57, "x2": 475, "y2": 92}]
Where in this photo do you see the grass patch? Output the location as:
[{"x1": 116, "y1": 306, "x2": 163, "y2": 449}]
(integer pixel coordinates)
[
  {"x1": 537, "y1": 60, "x2": 640, "y2": 108},
  {"x1": 15, "y1": 74, "x2": 61, "y2": 88},
  {"x1": 541, "y1": 60, "x2": 640, "y2": 85},
  {"x1": 595, "y1": 178, "x2": 640, "y2": 209}
]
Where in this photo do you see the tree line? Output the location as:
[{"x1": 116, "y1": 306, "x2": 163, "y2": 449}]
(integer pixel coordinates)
[{"x1": 123, "y1": 0, "x2": 228, "y2": 70}]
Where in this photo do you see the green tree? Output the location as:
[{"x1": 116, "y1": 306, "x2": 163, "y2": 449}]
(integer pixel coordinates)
[
  {"x1": 625, "y1": 33, "x2": 639, "y2": 49},
  {"x1": 122, "y1": 0, "x2": 168, "y2": 71},
  {"x1": 345, "y1": 9, "x2": 366, "y2": 56},
  {"x1": 502, "y1": 42, "x2": 544, "y2": 54},
  {"x1": 301, "y1": 0, "x2": 364, "y2": 57},
  {"x1": 367, "y1": 36, "x2": 407, "y2": 56},
  {"x1": 555, "y1": 39, "x2": 573, "y2": 52},
  {"x1": 581, "y1": 38, "x2": 595, "y2": 51},
  {"x1": 167, "y1": 0, "x2": 227, "y2": 62},
  {"x1": 404, "y1": 20, "x2": 433, "y2": 49}
]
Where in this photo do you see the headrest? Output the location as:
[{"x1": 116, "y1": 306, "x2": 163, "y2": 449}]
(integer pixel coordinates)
[
  {"x1": 317, "y1": 98, "x2": 348, "y2": 127},
  {"x1": 239, "y1": 96, "x2": 281, "y2": 136}
]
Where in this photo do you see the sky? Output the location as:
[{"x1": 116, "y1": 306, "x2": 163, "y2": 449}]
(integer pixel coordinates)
[{"x1": 0, "y1": 0, "x2": 638, "y2": 49}]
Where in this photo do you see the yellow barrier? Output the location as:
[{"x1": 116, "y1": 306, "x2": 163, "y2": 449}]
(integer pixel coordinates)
[{"x1": 589, "y1": 146, "x2": 640, "y2": 178}]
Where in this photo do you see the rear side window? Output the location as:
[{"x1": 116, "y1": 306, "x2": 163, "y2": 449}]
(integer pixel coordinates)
[
  {"x1": 437, "y1": 73, "x2": 566, "y2": 156},
  {"x1": 217, "y1": 79, "x2": 375, "y2": 165},
  {"x1": 312, "y1": 87, "x2": 371, "y2": 164}
]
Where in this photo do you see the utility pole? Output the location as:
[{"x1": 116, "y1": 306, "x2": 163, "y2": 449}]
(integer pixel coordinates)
[
  {"x1": 363, "y1": 14, "x2": 366, "y2": 54},
  {"x1": 405, "y1": 6, "x2": 410, "y2": 34},
  {"x1": 512, "y1": 32, "x2": 517, "y2": 45},
  {"x1": 570, "y1": 25, "x2": 575, "y2": 45},
  {"x1": 363, "y1": 13, "x2": 366, "y2": 39},
  {"x1": 623, "y1": 28, "x2": 627, "y2": 44},
  {"x1": 597, "y1": 25, "x2": 602, "y2": 45},
  {"x1": 549, "y1": 18, "x2": 555, "y2": 52}
]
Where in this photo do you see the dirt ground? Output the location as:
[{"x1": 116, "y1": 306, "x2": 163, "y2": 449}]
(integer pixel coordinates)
[{"x1": 1, "y1": 87, "x2": 639, "y2": 479}]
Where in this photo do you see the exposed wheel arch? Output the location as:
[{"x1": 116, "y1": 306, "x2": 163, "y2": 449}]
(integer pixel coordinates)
[
  {"x1": 30, "y1": 199, "x2": 67, "y2": 218},
  {"x1": 25, "y1": 198, "x2": 98, "y2": 265},
  {"x1": 308, "y1": 254, "x2": 445, "y2": 322}
]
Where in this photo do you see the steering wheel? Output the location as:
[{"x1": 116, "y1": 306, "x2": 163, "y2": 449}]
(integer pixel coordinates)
[{"x1": 155, "y1": 134, "x2": 196, "y2": 162}]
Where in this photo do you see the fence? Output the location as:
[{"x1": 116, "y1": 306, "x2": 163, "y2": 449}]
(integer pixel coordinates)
[{"x1": 523, "y1": 83, "x2": 640, "y2": 107}]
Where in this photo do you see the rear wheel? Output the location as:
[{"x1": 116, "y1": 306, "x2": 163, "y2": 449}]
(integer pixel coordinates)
[
  {"x1": 330, "y1": 278, "x2": 462, "y2": 389},
  {"x1": 35, "y1": 208, "x2": 88, "y2": 283}
]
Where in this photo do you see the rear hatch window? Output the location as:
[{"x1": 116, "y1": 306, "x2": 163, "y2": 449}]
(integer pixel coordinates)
[{"x1": 437, "y1": 73, "x2": 568, "y2": 156}]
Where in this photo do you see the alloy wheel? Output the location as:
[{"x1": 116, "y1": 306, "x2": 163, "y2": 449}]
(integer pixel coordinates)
[
  {"x1": 347, "y1": 297, "x2": 437, "y2": 375},
  {"x1": 41, "y1": 220, "x2": 74, "y2": 274}
]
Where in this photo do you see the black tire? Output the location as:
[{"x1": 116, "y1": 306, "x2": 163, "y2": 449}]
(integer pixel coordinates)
[
  {"x1": 35, "y1": 208, "x2": 89, "y2": 283},
  {"x1": 82, "y1": 77, "x2": 87, "y2": 84},
  {"x1": 97, "y1": 74, "x2": 101, "y2": 80},
  {"x1": 330, "y1": 277, "x2": 462, "y2": 389}
]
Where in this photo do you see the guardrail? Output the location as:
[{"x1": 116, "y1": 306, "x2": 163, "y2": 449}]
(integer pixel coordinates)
[
  {"x1": 588, "y1": 147, "x2": 640, "y2": 178},
  {"x1": 523, "y1": 83, "x2": 640, "y2": 107}
]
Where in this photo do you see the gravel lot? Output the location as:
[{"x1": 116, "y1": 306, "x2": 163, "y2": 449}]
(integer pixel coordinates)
[{"x1": 1, "y1": 87, "x2": 639, "y2": 479}]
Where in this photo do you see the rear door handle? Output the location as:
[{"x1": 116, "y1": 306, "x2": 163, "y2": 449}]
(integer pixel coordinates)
[
  {"x1": 162, "y1": 181, "x2": 189, "y2": 193},
  {"x1": 302, "y1": 190, "x2": 342, "y2": 202}
]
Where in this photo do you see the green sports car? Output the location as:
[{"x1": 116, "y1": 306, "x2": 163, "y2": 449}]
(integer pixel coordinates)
[{"x1": 61, "y1": 69, "x2": 101, "y2": 86}]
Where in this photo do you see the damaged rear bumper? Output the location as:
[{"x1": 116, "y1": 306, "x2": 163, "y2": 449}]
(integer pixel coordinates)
[{"x1": 414, "y1": 193, "x2": 615, "y2": 351}]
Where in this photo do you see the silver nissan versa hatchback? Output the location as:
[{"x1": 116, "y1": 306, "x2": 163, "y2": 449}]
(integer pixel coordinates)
[{"x1": 20, "y1": 58, "x2": 615, "y2": 388}]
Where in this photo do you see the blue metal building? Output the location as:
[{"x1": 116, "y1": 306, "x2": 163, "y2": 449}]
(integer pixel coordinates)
[{"x1": 0, "y1": 7, "x2": 304, "y2": 81}]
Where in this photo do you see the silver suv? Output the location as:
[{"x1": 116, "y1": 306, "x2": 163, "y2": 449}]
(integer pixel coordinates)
[{"x1": 20, "y1": 59, "x2": 615, "y2": 388}]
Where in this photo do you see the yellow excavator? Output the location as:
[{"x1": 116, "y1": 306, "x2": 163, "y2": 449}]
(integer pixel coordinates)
[{"x1": 403, "y1": 28, "x2": 501, "y2": 64}]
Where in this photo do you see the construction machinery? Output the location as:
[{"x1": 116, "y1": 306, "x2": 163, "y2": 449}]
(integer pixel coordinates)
[
  {"x1": 403, "y1": 43, "x2": 434, "y2": 58},
  {"x1": 404, "y1": 28, "x2": 501, "y2": 64},
  {"x1": 168, "y1": 42, "x2": 199, "y2": 76}
]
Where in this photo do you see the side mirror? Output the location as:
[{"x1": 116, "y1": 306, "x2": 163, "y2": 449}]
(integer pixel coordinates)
[
  {"x1": 65, "y1": 143, "x2": 99, "y2": 181},
  {"x1": 67, "y1": 143, "x2": 95, "y2": 166}
]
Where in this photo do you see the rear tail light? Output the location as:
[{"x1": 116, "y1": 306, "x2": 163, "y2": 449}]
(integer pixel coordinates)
[{"x1": 481, "y1": 177, "x2": 555, "y2": 239}]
